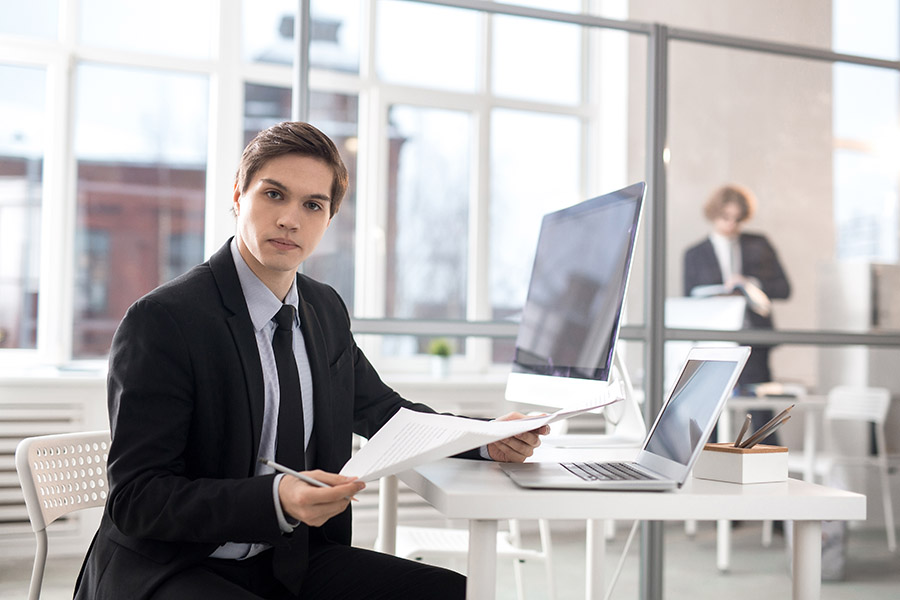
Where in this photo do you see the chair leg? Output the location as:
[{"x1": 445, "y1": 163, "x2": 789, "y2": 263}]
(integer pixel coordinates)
[
  {"x1": 508, "y1": 520, "x2": 526, "y2": 600},
  {"x1": 28, "y1": 530, "x2": 48, "y2": 600},
  {"x1": 876, "y1": 430, "x2": 896, "y2": 552},
  {"x1": 878, "y1": 461, "x2": 896, "y2": 552},
  {"x1": 604, "y1": 519, "x2": 616, "y2": 540},
  {"x1": 685, "y1": 519, "x2": 697, "y2": 537},
  {"x1": 761, "y1": 520, "x2": 774, "y2": 547},
  {"x1": 538, "y1": 519, "x2": 555, "y2": 600}
]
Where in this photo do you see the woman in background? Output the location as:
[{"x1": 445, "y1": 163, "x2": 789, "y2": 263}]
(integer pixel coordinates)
[{"x1": 683, "y1": 183, "x2": 791, "y2": 390}]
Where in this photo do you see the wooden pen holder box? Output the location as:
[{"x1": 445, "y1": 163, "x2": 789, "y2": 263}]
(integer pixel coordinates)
[{"x1": 693, "y1": 442, "x2": 788, "y2": 484}]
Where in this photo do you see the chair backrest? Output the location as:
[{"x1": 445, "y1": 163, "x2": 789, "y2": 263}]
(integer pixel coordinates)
[
  {"x1": 825, "y1": 386, "x2": 891, "y2": 425},
  {"x1": 15, "y1": 431, "x2": 111, "y2": 532}
]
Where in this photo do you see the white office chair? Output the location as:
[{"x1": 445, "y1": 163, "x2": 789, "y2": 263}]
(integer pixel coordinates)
[
  {"x1": 788, "y1": 386, "x2": 895, "y2": 552},
  {"x1": 15, "y1": 431, "x2": 111, "y2": 600},
  {"x1": 394, "y1": 519, "x2": 554, "y2": 600}
]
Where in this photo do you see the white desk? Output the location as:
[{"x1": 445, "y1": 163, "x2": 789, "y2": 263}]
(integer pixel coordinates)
[
  {"x1": 714, "y1": 395, "x2": 827, "y2": 569},
  {"x1": 388, "y1": 457, "x2": 864, "y2": 600},
  {"x1": 719, "y1": 395, "x2": 827, "y2": 482}
]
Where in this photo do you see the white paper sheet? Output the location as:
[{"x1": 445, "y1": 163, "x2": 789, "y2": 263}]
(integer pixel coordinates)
[{"x1": 340, "y1": 398, "x2": 621, "y2": 482}]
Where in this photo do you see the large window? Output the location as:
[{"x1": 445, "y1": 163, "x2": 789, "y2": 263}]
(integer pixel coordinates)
[
  {"x1": 0, "y1": 65, "x2": 44, "y2": 350},
  {"x1": 832, "y1": 0, "x2": 900, "y2": 262},
  {"x1": 1, "y1": 0, "x2": 898, "y2": 382},
  {"x1": 72, "y1": 65, "x2": 209, "y2": 357}
]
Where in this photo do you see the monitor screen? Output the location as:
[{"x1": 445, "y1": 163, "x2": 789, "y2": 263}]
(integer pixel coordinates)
[
  {"x1": 512, "y1": 183, "x2": 644, "y2": 381},
  {"x1": 505, "y1": 182, "x2": 645, "y2": 408}
]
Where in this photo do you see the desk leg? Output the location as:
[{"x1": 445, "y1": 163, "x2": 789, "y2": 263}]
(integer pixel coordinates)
[
  {"x1": 716, "y1": 519, "x2": 731, "y2": 571},
  {"x1": 714, "y1": 408, "x2": 732, "y2": 563},
  {"x1": 803, "y1": 410, "x2": 817, "y2": 482},
  {"x1": 792, "y1": 521, "x2": 822, "y2": 600},
  {"x1": 640, "y1": 521, "x2": 664, "y2": 600},
  {"x1": 467, "y1": 519, "x2": 498, "y2": 600},
  {"x1": 376, "y1": 475, "x2": 398, "y2": 554},
  {"x1": 586, "y1": 519, "x2": 606, "y2": 600}
]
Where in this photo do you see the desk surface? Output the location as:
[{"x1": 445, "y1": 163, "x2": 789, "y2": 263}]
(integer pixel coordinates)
[{"x1": 399, "y1": 458, "x2": 866, "y2": 522}]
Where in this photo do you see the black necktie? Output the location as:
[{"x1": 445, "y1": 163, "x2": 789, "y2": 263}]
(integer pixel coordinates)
[
  {"x1": 271, "y1": 304, "x2": 308, "y2": 594},
  {"x1": 272, "y1": 304, "x2": 305, "y2": 470}
]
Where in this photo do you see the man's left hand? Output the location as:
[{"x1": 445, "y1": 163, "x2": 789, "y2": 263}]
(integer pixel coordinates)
[{"x1": 487, "y1": 412, "x2": 550, "y2": 462}]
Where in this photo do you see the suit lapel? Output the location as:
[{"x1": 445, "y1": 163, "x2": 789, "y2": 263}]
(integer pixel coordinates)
[
  {"x1": 737, "y1": 233, "x2": 751, "y2": 272},
  {"x1": 296, "y1": 283, "x2": 334, "y2": 471},
  {"x1": 700, "y1": 238, "x2": 724, "y2": 283},
  {"x1": 209, "y1": 240, "x2": 266, "y2": 471}
]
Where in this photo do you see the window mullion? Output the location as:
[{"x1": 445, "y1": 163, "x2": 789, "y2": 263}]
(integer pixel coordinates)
[
  {"x1": 34, "y1": 1, "x2": 80, "y2": 364},
  {"x1": 205, "y1": 0, "x2": 244, "y2": 256}
]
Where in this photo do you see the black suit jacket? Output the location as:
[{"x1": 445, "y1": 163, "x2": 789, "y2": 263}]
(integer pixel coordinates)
[
  {"x1": 683, "y1": 232, "x2": 790, "y2": 382},
  {"x1": 74, "y1": 239, "x2": 477, "y2": 599}
]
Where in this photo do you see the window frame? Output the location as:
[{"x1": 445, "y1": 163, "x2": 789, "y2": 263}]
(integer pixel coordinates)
[{"x1": 0, "y1": 0, "x2": 897, "y2": 386}]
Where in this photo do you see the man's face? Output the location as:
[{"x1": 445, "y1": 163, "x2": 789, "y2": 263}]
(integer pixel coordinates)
[
  {"x1": 712, "y1": 201, "x2": 743, "y2": 238},
  {"x1": 233, "y1": 153, "x2": 333, "y2": 298}
]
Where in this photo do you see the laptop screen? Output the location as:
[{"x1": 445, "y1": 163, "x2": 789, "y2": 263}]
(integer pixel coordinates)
[{"x1": 642, "y1": 359, "x2": 738, "y2": 466}]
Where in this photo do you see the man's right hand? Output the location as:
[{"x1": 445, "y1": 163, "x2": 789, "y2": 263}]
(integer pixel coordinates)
[{"x1": 277, "y1": 470, "x2": 366, "y2": 527}]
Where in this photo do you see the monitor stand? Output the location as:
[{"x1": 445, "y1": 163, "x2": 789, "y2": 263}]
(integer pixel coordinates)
[{"x1": 542, "y1": 350, "x2": 647, "y2": 449}]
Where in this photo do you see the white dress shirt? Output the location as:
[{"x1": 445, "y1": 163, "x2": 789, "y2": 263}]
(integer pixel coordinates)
[{"x1": 211, "y1": 239, "x2": 314, "y2": 559}]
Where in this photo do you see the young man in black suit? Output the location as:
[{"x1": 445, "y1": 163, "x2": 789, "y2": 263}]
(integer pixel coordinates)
[{"x1": 74, "y1": 122, "x2": 547, "y2": 599}]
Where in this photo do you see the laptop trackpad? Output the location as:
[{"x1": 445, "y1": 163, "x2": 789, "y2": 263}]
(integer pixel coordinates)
[{"x1": 499, "y1": 462, "x2": 583, "y2": 488}]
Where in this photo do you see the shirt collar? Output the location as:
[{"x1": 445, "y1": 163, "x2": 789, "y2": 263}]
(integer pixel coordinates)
[
  {"x1": 230, "y1": 238, "x2": 299, "y2": 332},
  {"x1": 709, "y1": 231, "x2": 737, "y2": 246}
]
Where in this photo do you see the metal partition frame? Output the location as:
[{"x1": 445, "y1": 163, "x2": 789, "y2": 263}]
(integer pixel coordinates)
[{"x1": 294, "y1": 2, "x2": 900, "y2": 599}]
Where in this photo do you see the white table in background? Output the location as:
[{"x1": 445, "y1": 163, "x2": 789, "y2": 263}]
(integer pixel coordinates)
[{"x1": 384, "y1": 457, "x2": 863, "y2": 600}]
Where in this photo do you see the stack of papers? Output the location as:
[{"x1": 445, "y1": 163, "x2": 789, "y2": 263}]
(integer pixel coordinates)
[{"x1": 340, "y1": 399, "x2": 621, "y2": 482}]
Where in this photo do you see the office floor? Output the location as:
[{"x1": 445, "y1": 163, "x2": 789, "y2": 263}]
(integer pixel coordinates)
[{"x1": 3, "y1": 521, "x2": 898, "y2": 599}]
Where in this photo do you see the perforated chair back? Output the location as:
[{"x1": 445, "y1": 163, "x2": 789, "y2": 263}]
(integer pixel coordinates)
[
  {"x1": 15, "y1": 430, "x2": 111, "y2": 600},
  {"x1": 825, "y1": 386, "x2": 890, "y2": 424},
  {"x1": 822, "y1": 386, "x2": 895, "y2": 552}
]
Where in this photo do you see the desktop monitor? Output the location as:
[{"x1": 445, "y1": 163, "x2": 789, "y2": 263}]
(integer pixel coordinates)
[{"x1": 505, "y1": 182, "x2": 645, "y2": 409}]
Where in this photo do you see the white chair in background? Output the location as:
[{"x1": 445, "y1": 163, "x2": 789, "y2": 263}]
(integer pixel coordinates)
[
  {"x1": 788, "y1": 386, "x2": 895, "y2": 552},
  {"x1": 394, "y1": 519, "x2": 555, "y2": 600},
  {"x1": 15, "y1": 430, "x2": 111, "y2": 600}
]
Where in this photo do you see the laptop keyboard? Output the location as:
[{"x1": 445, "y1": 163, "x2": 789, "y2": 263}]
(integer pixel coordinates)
[{"x1": 561, "y1": 461, "x2": 655, "y2": 482}]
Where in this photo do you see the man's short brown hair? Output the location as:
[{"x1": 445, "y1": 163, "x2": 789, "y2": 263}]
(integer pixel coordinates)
[
  {"x1": 703, "y1": 184, "x2": 757, "y2": 223},
  {"x1": 235, "y1": 122, "x2": 349, "y2": 217}
]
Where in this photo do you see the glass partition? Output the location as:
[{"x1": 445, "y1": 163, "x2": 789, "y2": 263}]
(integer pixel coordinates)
[{"x1": 665, "y1": 38, "x2": 900, "y2": 388}]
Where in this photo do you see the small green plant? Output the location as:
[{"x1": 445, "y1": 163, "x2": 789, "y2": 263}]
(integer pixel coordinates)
[{"x1": 427, "y1": 337, "x2": 452, "y2": 358}]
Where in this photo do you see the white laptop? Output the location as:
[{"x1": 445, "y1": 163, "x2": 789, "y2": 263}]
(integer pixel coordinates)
[{"x1": 499, "y1": 346, "x2": 751, "y2": 491}]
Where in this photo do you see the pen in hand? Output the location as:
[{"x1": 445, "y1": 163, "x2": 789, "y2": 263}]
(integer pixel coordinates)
[
  {"x1": 259, "y1": 458, "x2": 359, "y2": 502},
  {"x1": 733, "y1": 414, "x2": 752, "y2": 448}
]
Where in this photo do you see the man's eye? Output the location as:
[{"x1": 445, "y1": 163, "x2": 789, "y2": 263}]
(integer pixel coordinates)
[
  {"x1": 266, "y1": 190, "x2": 282, "y2": 200},
  {"x1": 306, "y1": 202, "x2": 322, "y2": 211}
]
